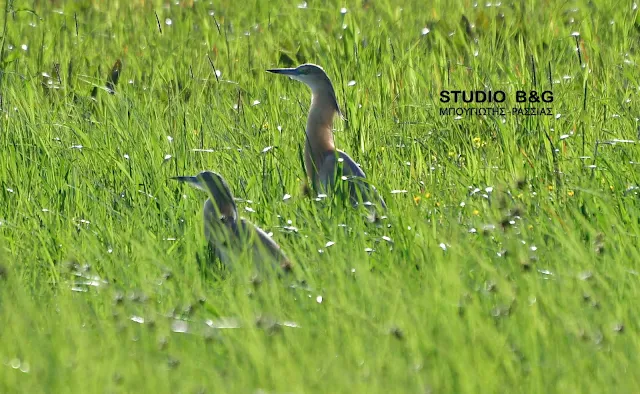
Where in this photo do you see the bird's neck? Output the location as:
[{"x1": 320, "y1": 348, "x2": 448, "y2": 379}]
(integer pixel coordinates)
[{"x1": 305, "y1": 91, "x2": 338, "y2": 182}]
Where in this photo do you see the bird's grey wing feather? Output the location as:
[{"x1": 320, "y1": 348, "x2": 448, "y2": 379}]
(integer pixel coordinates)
[
  {"x1": 318, "y1": 150, "x2": 386, "y2": 209},
  {"x1": 237, "y1": 218, "x2": 289, "y2": 269},
  {"x1": 316, "y1": 150, "x2": 366, "y2": 192},
  {"x1": 335, "y1": 149, "x2": 367, "y2": 178},
  {"x1": 336, "y1": 150, "x2": 386, "y2": 209}
]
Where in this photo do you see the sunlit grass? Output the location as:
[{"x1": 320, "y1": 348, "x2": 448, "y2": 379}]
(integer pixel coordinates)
[{"x1": 1, "y1": 0, "x2": 639, "y2": 392}]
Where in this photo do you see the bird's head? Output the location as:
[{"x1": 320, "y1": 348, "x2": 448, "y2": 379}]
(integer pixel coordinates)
[
  {"x1": 267, "y1": 63, "x2": 328, "y2": 88},
  {"x1": 267, "y1": 63, "x2": 341, "y2": 115},
  {"x1": 172, "y1": 171, "x2": 237, "y2": 221}
]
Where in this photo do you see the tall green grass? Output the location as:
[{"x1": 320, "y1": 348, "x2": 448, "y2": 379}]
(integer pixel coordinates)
[{"x1": 1, "y1": 0, "x2": 639, "y2": 392}]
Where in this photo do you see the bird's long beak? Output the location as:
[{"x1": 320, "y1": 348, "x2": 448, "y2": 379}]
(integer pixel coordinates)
[
  {"x1": 266, "y1": 68, "x2": 299, "y2": 76},
  {"x1": 171, "y1": 176, "x2": 208, "y2": 192}
]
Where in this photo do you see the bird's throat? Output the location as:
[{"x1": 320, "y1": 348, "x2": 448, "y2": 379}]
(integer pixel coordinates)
[{"x1": 305, "y1": 92, "x2": 338, "y2": 183}]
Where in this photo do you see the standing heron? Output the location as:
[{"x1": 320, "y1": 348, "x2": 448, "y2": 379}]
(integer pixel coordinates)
[
  {"x1": 173, "y1": 171, "x2": 292, "y2": 274},
  {"x1": 266, "y1": 63, "x2": 386, "y2": 219}
]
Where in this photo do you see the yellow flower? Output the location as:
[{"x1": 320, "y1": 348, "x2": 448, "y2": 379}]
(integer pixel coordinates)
[
  {"x1": 472, "y1": 136, "x2": 482, "y2": 147},
  {"x1": 610, "y1": 185, "x2": 614, "y2": 191},
  {"x1": 547, "y1": 185, "x2": 554, "y2": 191},
  {"x1": 425, "y1": 192, "x2": 431, "y2": 199},
  {"x1": 567, "y1": 190, "x2": 574, "y2": 197},
  {"x1": 528, "y1": 224, "x2": 534, "y2": 230},
  {"x1": 413, "y1": 196, "x2": 421, "y2": 204},
  {"x1": 435, "y1": 202, "x2": 440, "y2": 207},
  {"x1": 448, "y1": 151, "x2": 455, "y2": 157},
  {"x1": 473, "y1": 209, "x2": 480, "y2": 216}
]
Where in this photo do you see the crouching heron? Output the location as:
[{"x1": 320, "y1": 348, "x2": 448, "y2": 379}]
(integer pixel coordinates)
[
  {"x1": 267, "y1": 63, "x2": 387, "y2": 220},
  {"x1": 173, "y1": 171, "x2": 292, "y2": 274}
]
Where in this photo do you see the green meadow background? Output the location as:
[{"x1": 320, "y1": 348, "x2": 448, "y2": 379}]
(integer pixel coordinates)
[{"x1": 1, "y1": 0, "x2": 639, "y2": 392}]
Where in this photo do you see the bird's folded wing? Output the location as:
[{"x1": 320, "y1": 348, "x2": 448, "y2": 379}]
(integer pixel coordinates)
[
  {"x1": 323, "y1": 150, "x2": 387, "y2": 210},
  {"x1": 238, "y1": 218, "x2": 288, "y2": 262},
  {"x1": 334, "y1": 149, "x2": 367, "y2": 178}
]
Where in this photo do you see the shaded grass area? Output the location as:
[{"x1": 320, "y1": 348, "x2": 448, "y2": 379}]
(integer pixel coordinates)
[{"x1": 1, "y1": 0, "x2": 639, "y2": 392}]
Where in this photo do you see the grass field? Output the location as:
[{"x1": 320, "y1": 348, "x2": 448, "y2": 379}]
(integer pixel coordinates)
[{"x1": 1, "y1": 0, "x2": 640, "y2": 392}]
